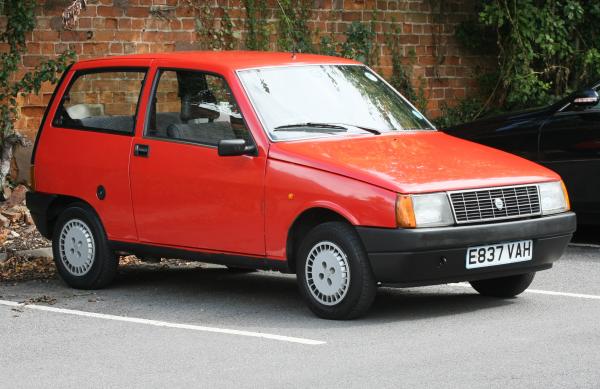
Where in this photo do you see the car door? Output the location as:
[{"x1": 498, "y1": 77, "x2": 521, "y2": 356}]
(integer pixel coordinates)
[
  {"x1": 539, "y1": 97, "x2": 600, "y2": 223},
  {"x1": 36, "y1": 63, "x2": 150, "y2": 241},
  {"x1": 129, "y1": 64, "x2": 266, "y2": 255}
]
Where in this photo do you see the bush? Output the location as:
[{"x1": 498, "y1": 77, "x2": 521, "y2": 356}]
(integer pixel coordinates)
[{"x1": 446, "y1": 1, "x2": 600, "y2": 127}]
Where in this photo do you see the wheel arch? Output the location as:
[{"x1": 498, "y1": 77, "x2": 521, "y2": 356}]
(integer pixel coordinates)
[
  {"x1": 285, "y1": 206, "x2": 356, "y2": 274},
  {"x1": 44, "y1": 195, "x2": 102, "y2": 240}
]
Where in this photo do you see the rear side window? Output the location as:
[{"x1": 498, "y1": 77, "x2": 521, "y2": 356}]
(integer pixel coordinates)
[
  {"x1": 146, "y1": 69, "x2": 252, "y2": 146},
  {"x1": 53, "y1": 69, "x2": 146, "y2": 134}
]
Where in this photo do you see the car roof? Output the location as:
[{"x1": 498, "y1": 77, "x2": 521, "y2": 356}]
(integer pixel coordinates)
[{"x1": 77, "y1": 51, "x2": 361, "y2": 70}]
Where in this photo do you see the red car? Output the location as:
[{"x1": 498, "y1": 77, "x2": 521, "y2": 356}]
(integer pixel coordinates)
[{"x1": 27, "y1": 51, "x2": 575, "y2": 319}]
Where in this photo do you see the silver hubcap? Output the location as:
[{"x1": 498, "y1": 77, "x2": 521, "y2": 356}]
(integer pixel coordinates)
[
  {"x1": 59, "y1": 219, "x2": 95, "y2": 276},
  {"x1": 305, "y1": 241, "x2": 350, "y2": 306}
]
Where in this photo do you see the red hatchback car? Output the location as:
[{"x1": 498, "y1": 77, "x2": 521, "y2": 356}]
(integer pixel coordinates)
[{"x1": 27, "y1": 51, "x2": 575, "y2": 319}]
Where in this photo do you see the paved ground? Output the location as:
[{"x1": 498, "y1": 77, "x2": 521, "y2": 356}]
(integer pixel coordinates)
[{"x1": 1, "y1": 243, "x2": 599, "y2": 388}]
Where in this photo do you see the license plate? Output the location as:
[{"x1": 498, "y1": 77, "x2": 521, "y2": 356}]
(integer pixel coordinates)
[{"x1": 466, "y1": 240, "x2": 533, "y2": 269}]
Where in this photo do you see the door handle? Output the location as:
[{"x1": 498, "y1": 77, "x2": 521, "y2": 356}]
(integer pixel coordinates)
[{"x1": 134, "y1": 144, "x2": 150, "y2": 157}]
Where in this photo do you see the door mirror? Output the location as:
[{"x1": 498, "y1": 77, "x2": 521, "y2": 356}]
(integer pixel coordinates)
[
  {"x1": 571, "y1": 89, "x2": 599, "y2": 107},
  {"x1": 218, "y1": 139, "x2": 256, "y2": 157}
]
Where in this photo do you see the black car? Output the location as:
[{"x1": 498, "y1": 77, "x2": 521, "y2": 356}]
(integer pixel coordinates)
[{"x1": 444, "y1": 86, "x2": 600, "y2": 225}]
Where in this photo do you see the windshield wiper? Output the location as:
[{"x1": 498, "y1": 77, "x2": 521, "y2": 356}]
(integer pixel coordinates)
[
  {"x1": 341, "y1": 124, "x2": 381, "y2": 135},
  {"x1": 273, "y1": 123, "x2": 348, "y2": 132},
  {"x1": 274, "y1": 122, "x2": 381, "y2": 135}
]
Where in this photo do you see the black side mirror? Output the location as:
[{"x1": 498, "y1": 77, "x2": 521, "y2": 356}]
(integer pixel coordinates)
[
  {"x1": 571, "y1": 89, "x2": 599, "y2": 107},
  {"x1": 218, "y1": 139, "x2": 257, "y2": 157}
]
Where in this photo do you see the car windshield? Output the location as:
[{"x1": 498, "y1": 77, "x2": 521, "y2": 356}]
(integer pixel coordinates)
[{"x1": 237, "y1": 64, "x2": 435, "y2": 141}]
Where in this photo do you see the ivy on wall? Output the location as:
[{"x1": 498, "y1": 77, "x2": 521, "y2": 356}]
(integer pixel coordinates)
[
  {"x1": 187, "y1": 0, "x2": 237, "y2": 50},
  {"x1": 245, "y1": 0, "x2": 270, "y2": 51},
  {"x1": 189, "y1": 2, "x2": 421, "y2": 118},
  {"x1": 480, "y1": 0, "x2": 600, "y2": 107},
  {"x1": 0, "y1": 0, "x2": 74, "y2": 192},
  {"x1": 276, "y1": 0, "x2": 313, "y2": 53},
  {"x1": 340, "y1": 18, "x2": 378, "y2": 66},
  {"x1": 441, "y1": 0, "x2": 600, "y2": 127},
  {"x1": 385, "y1": 23, "x2": 427, "y2": 113}
]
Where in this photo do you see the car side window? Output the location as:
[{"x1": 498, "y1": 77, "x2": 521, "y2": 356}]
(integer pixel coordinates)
[
  {"x1": 53, "y1": 69, "x2": 146, "y2": 134},
  {"x1": 147, "y1": 69, "x2": 252, "y2": 146}
]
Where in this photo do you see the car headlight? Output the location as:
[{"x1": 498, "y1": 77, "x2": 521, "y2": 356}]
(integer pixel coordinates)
[
  {"x1": 397, "y1": 193, "x2": 454, "y2": 228},
  {"x1": 539, "y1": 181, "x2": 570, "y2": 215}
]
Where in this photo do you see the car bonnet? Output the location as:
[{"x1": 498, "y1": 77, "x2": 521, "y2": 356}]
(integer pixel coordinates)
[{"x1": 267, "y1": 131, "x2": 560, "y2": 194}]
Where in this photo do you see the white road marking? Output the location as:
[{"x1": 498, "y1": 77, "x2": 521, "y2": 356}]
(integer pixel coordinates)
[
  {"x1": 0, "y1": 300, "x2": 325, "y2": 346},
  {"x1": 449, "y1": 283, "x2": 600, "y2": 300}
]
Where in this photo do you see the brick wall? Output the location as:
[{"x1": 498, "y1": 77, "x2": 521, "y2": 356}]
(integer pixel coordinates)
[{"x1": 9, "y1": 0, "x2": 491, "y2": 142}]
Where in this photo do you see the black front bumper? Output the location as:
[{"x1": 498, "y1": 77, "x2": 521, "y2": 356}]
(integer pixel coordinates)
[{"x1": 357, "y1": 212, "x2": 576, "y2": 286}]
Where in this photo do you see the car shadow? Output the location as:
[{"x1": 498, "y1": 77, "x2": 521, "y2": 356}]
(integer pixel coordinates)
[
  {"x1": 367, "y1": 288, "x2": 513, "y2": 323},
  {"x1": 110, "y1": 264, "x2": 515, "y2": 326},
  {"x1": 572, "y1": 225, "x2": 600, "y2": 245}
]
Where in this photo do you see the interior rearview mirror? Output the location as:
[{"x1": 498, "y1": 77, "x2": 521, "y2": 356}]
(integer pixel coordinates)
[
  {"x1": 218, "y1": 139, "x2": 256, "y2": 157},
  {"x1": 572, "y1": 89, "x2": 599, "y2": 107}
]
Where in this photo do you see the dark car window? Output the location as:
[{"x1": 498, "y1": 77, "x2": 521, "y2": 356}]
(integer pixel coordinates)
[
  {"x1": 53, "y1": 69, "x2": 146, "y2": 134},
  {"x1": 146, "y1": 69, "x2": 252, "y2": 147}
]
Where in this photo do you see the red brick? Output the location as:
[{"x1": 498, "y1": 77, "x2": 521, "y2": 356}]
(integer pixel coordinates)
[
  {"x1": 342, "y1": 11, "x2": 362, "y2": 22},
  {"x1": 105, "y1": 18, "x2": 118, "y2": 29},
  {"x1": 22, "y1": 55, "x2": 44, "y2": 67},
  {"x1": 126, "y1": 7, "x2": 150, "y2": 18},
  {"x1": 78, "y1": 17, "x2": 93, "y2": 29},
  {"x1": 21, "y1": 106, "x2": 46, "y2": 118},
  {"x1": 97, "y1": 6, "x2": 124, "y2": 17}
]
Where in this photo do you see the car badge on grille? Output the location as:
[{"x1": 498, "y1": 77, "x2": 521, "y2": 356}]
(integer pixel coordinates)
[{"x1": 494, "y1": 198, "x2": 504, "y2": 210}]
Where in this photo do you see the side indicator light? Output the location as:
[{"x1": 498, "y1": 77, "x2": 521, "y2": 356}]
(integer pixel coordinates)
[
  {"x1": 560, "y1": 181, "x2": 570, "y2": 211},
  {"x1": 396, "y1": 195, "x2": 416, "y2": 228}
]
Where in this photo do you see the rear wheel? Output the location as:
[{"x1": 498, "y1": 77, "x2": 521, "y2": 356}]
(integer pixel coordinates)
[
  {"x1": 470, "y1": 272, "x2": 535, "y2": 298},
  {"x1": 296, "y1": 222, "x2": 376, "y2": 320},
  {"x1": 52, "y1": 203, "x2": 118, "y2": 289}
]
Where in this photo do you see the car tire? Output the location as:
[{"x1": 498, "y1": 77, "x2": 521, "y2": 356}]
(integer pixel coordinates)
[
  {"x1": 296, "y1": 222, "x2": 376, "y2": 320},
  {"x1": 52, "y1": 203, "x2": 118, "y2": 289},
  {"x1": 469, "y1": 272, "x2": 535, "y2": 298}
]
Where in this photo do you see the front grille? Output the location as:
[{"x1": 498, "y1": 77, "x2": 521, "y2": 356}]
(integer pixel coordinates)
[{"x1": 449, "y1": 185, "x2": 541, "y2": 224}]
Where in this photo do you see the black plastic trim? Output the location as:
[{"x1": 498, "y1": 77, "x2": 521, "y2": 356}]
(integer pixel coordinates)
[
  {"x1": 109, "y1": 241, "x2": 291, "y2": 273},
  {"x1": 355, "y1": 213, "x2": 575, "y2": 286},
  {"x1": 31, "y1": 64, "x2": 73, "y2": 165},
  {"x1": 370, "y1": 235, "x2": 569, "y2": 286},
  {"x1": 356, "y1": 212, "x2": 576, "y2": 253},
  {"x1": 25, "y1": 191, "x2": 58, "y2": 238}
]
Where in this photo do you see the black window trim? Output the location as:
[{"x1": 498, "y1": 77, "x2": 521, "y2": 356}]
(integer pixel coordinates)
[
  {"x1": 51, "y1": 66, "x2": 149, "y2": 136},
  {"x1": 143, "y1": 66, "x2": 258, "y2": 153}
]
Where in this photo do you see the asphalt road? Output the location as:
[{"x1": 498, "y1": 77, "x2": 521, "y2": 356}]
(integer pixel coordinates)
[{"x1": 1, "y1": 244, "x2": 599, "y2": 388}]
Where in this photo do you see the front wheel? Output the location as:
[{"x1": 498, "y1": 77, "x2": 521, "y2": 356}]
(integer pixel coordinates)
[
  {"x1": 470, "y1": 272, "x2": 535, "y2": 298},
  {"x1": 296, "y1": 222, "x2": 376, "y2": 320}
]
